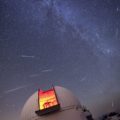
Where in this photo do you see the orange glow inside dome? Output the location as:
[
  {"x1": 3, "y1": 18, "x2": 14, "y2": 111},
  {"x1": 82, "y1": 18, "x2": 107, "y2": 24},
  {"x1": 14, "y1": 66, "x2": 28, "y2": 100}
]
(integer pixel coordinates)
[{"x1": 38, "y1": 88, "x2": 59, "y2": 110}]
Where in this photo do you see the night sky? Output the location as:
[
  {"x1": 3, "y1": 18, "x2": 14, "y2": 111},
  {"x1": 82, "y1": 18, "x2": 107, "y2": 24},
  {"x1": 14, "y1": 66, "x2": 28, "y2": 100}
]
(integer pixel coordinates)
[{"x1": 0, "y1": 0, "x2": 120, "y2": 119}]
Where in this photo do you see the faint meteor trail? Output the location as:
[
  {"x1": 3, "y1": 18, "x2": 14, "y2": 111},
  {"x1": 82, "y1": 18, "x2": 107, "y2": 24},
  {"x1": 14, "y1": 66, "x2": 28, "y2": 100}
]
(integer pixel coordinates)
[
  {"x1": 29, "y1": 74, "x2": 40, "y2": 78},
  {"x1": 80, "y1": 76, "x2": 87, "y2": 82},
  {"x1": 41, "y1": 69, "x2": 53, "y2": 72},
  {"x1": 29, "y1": 69, "x2": 53, "y2": 78},
  {"x1": 4, "y1": 85, "x2": 31, "y2": 94},
  {"x1": 112, "y1": 101, "x2": 114, "y2": 107},
  {"x1": 20, "y1": 55, "x2": 35, "y2": 58}
]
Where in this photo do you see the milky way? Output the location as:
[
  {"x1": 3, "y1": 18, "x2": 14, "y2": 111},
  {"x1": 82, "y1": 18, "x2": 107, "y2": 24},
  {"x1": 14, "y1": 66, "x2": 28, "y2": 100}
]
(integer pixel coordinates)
[{"x1": 0, "y1": 0, "x2": 120, "y2": 119}]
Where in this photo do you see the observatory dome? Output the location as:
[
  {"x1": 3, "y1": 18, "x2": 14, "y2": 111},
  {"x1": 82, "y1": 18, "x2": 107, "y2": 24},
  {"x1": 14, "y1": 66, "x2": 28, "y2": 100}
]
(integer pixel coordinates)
[{"x1": 21, "y1": 86, "x2": 87, "y2": 120}]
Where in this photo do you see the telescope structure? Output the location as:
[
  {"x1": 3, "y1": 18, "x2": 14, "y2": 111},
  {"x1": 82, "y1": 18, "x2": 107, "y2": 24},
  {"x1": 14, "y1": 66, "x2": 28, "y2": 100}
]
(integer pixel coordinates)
[{"x1": 21, "y1": 86, "x2": 88, "y2": 120}]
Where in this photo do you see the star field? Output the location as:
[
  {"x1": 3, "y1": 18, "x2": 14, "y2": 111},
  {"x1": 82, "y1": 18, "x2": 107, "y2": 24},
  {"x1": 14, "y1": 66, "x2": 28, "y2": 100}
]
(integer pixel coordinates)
[{"x1": 0, "y1": 0, "x2": 120, "y2": 119}]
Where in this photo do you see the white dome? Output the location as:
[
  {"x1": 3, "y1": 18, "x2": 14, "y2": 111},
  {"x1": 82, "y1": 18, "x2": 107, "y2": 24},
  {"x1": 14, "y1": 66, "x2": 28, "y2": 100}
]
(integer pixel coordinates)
[{"x1": 21, "y1": 86, "x2": 87, "y2": 120}]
